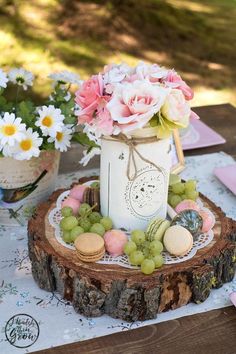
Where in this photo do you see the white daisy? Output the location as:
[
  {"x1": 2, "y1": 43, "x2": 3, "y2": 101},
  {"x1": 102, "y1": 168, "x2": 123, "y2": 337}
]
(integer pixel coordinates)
[
  {"x1": 36, "y1": 105, "x2": 65, "y2": 138},
  {"x1": 48, "y1": 126, "x2": 73, "y2": 152},
  {"x1": 8, "y1": 68, "x2": 34, "y2": 90},
  {"x1": 10, "y1": 128, "x2": 43, "y2": 160},
  {"x1": 0, "y1": 112, "x2": 26, "y2": 146},
  {"x1": 0, "y1": 143, "x2": 14, "y2": 157},
  {"x1": 48, "y1": 70, "x2": 82, "y2": 86},
  {"x1": 0, "y1": 68, "x2": 8, "y2": 88},
  {"x1": 80, "y1": 147, "x2": 101, "y2": 166}
]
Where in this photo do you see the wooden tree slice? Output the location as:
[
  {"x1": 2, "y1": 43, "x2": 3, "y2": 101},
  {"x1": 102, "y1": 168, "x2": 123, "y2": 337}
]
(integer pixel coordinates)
[{"x1": 28, "y1": 187, "x2": 236, "y2": 322}]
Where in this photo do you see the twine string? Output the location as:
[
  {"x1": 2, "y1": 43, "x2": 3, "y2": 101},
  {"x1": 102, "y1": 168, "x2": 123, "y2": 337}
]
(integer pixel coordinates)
[{"x1": 103, "y1": 133, "x2": 163, "y2": 181}]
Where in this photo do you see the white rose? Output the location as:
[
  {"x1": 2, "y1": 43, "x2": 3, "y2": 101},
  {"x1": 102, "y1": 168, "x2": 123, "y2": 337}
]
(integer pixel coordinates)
[{"x1": 161, "y1": 89, "x2": 190, "y2": 127}]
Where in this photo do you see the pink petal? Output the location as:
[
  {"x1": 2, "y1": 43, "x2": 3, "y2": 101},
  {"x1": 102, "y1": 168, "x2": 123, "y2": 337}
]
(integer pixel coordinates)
[
  {"x1": 229, "y1": 292, "x2": 236, "y2": 307},
  {"x1": 190, "y1": 110, "x2": 200, "y2": 120}
]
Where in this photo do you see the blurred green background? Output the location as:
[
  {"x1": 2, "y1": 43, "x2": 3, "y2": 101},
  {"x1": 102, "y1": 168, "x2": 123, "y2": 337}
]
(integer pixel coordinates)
[{"x1": 0, "y1": 0, "x2": 235, "y2": 106}]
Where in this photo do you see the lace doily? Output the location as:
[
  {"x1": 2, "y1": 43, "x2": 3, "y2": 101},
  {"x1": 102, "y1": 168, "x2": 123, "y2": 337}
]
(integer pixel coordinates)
[{"x1": 48, "y1": 191, "x2": 214, "y2": 267}]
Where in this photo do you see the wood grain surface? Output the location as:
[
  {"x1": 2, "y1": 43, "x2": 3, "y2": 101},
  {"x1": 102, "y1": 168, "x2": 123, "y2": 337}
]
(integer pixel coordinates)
[
  {"x1": 34, "y1": 104, "x2": 236, "y2": 354},
  {"x1": 33, "y1": 306, "x2": 236, "y2": 354},
  {"x1": 28, "y1": 189, "x2": 235, "y2": 320}
]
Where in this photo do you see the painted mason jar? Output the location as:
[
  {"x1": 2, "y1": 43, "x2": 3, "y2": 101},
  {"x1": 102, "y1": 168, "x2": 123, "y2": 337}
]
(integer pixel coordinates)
[
  {"x1": 100, "y1": 127, "x2": 171, "y2": 231},
  {"x1": 0, "y1": 150, "x2": 60, "y2": 226}
]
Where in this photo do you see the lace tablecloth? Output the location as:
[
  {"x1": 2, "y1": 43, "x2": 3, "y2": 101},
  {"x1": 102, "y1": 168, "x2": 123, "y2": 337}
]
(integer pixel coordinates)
[{"x1": 0, "y1": 152, "x2": 235, "y2": 353}]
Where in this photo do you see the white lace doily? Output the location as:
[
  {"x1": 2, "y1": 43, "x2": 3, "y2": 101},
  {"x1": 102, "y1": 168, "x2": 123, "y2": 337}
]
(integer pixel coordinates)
[{"x1": 48, "y1": 191, "x2": 214, "y2": 267}]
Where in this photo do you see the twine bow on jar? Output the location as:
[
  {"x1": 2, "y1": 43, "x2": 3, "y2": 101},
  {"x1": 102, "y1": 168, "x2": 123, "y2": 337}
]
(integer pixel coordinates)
[{"x1": 103, "y1": 133, "x2": 164, "y2": 181}]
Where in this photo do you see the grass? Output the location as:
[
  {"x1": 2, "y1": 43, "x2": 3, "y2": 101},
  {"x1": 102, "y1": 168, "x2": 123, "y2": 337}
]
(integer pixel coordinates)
[{"x1": 0, "y1": 0, "x2": 235, "y2": 107}]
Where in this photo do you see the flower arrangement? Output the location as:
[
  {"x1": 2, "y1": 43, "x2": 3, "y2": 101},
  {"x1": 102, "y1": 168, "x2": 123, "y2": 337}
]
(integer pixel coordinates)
[
  {"x1": 0, "y1": 68, "x2": 96, "y2": 161},
  {"x1": 75, "y1": 62, "x2": 198, "y2": 153}
]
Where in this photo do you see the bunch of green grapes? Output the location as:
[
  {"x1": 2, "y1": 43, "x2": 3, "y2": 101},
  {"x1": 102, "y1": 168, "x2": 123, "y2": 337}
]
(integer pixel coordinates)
[
  {"x1": 60, "y1": 204, "x2": 113, "y2": 244},
  {"x1": 124, "y1": 230, "x2": 164, "y2": 275},
  {"x1": 168, "y1": 174, "x2": 199, "y2": 208}
]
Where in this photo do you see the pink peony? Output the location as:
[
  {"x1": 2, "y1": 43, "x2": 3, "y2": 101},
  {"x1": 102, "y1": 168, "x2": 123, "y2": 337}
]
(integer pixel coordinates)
[
  {"x1": 107, "y1": 80, "x2": 169, "y2": 133},
  {"x1": 162, "y1": 70, "x2": 194, "y2": 100}
]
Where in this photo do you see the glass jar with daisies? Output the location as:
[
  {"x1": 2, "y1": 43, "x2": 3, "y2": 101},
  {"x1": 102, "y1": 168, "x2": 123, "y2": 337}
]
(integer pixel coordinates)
[{"x1": 0, "y1": 67, "x2": 96, "y2": 226}]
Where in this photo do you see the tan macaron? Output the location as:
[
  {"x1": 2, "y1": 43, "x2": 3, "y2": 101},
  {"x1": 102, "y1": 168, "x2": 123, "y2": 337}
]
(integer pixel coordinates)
[
  {"x1": 74, "y1": 233, "x2": 105, "y2": 263},
  {"x1": 163, "y1": 225, "x2": 193, "y2": 256}
]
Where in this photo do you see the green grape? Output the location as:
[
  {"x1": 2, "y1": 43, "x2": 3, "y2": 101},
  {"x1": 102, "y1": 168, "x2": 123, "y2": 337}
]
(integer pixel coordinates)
[
  {"x1": 100, "y1": 217, "x2": 113, "y2": 231},
  {"x1": 131, "y1": 230, "x2": 146, "y2": 245},
  {"x1": 70, "y1": 226, "x2": 84, "y2": 242},
  {"x1": 141, "y1": 259, "x2": 155, "y2": 275},
  {"x1": 129, "y1": 250, "x2": 145, "y2": 266},
  {"x1": 60, "y1": 216, "x2": 78, "y2": 231},
  {"x1": 186, "y1": 190, "x2": 199, "y2": 201},
  {"x1": 152, "y1": 254, "x2": 164, "y2": 268},
  {"x1": 79, "y1": 218, "x2": 91, "y2": 232},
  {"x1": 124, "y1": 241, "x2": 137, "y2": 255},
  {"x1": 149, "y1": 240, "x2": 163, "y2": 255},
  {"x1": 169, "y1": 174, "x2": 181, "y2": 186},
  {"x1": 61, "y1": 206, "x2": 73, "y2": 217},
  {"x1": 185, "y1": 179, "x2": 197, "y2": 192},
  {"x1": 91, "y1": 181, "x2": 100, "y2": 188},
  {"x1": 170, "y1": 195, "x2": 182, "y2": 208},
  {"x1": 141, "y1": 241, "x2": 151, "y2": 258},
  {"x1": 172, "y1": 182, "x2": 185, "y2": 195},
  {"x1": 79, "y1": 203, "x2": 91, "y2": 216},
  {"x1": 168, "y1": 192, "x2": 175, "y2": 204},
  {"x1": 90, "y1": 223, "x2": 106, "y2": 237},
  {"x1": 62, "y1": 230, "x2": 72, "y2": 244},
  {"x1": 89, "y1": 212, "x2": 102, "y2": 224},
  {"x1": 181, "y1": 194, "x2": 188, "y2": 201}
]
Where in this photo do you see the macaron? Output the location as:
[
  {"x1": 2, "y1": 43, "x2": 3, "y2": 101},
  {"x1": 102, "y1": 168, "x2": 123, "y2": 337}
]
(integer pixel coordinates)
[
  {"x1": 199, "y1": 209, "x2": 215, "y2": 233},
  {"x1": 163, "y1": 225, "x2": 193, "y2": 256},
  {"x1": 104, "y1": 229, "x2": 128, "y2": 257},
  {"x1": 69, "y1": 184, "x2": 88, "y2": 202},
  {"x1": 62, "y1": 197, "x2": 80, "y2": 215},
  {"x1": 175, "y1": 200, "x2": 200, "y2": 214},
  {"x1": 74, "y1": 233, "x2": 105, "y2": 263}
]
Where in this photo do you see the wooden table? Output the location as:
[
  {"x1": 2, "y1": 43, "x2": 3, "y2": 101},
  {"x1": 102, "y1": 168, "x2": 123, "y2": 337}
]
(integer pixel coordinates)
[{"x1": 34, "y1": 104, "x2": 236, "y2": 354}]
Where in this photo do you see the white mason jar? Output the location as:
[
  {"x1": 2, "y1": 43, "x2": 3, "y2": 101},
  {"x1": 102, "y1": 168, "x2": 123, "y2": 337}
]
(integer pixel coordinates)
[
  {"x1": 100, "y1": 127, "x2": 171, "y2": 231},
  {"x1": 0, "y1": 150, "x2": 60, "y2": 226}
]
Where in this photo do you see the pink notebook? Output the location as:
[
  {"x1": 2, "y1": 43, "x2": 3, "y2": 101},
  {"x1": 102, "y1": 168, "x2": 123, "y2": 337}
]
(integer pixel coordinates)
[
  {"x1": 214, "y1": 164, "x2": 236, "y2": 195},
  {"x1": 181, "y1": 119, "x2": 226, "y2": 150}
]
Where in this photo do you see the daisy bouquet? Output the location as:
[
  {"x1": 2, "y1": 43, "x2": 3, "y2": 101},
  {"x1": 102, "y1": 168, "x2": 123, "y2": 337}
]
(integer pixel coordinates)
[
  {"x1": 75, "y1": 61, "x2": 198, "y2": 164},
  {"x1": 0, "y1": 68, "x2": 96, "y2": 161}
]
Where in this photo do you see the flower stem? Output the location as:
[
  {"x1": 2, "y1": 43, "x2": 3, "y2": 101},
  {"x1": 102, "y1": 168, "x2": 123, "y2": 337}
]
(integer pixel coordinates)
[{"x1": 15, "y1": 85, "x2": 20, "y2": 105}]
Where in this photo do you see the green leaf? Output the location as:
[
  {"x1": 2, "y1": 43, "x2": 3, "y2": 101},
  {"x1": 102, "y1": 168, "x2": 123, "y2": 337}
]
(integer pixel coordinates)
[
  {"x1": 0, "y1": 96, "x2": 13, "y2": 112},
  {"x1": 72, "y1": 132, "x2": 99, "y2": 149},
  {"x1": 16, "y1": 100, "x2": 36, "y2": 128},
  {"x1": 41, "y1": 140, "x2": 55, "y2": 151}
]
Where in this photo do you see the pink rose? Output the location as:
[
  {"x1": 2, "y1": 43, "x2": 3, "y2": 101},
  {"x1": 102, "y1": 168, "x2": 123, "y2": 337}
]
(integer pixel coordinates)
[
  {"x1": 163, "y1": 70, "x2": 194, "y2": 100},
  {"x1": 96, "y1": 106, "x2": 114, "y2": 136},
  {"x1": 75, "y1": 74, "x2": 104, "y2": 122},
  {"x1": 107, "y1": 80, "x2": 169, "y2": 133}
]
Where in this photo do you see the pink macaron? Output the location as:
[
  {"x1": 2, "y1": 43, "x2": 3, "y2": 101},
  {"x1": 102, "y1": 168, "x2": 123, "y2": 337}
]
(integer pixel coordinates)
[
  {"x1": 69, "y1": 184, "x2": 88, "y2": 202},
  {"x1": 199, "y1": 209, "x2": 215, "y2": 233},
  {"x1": 104, "y1": 230, "x2": 128, "y2": 257},
  {"x1": 62, "y1": 197, "x2": 80, "y2": 215},
  {"x1": 175, "y1": 199, "x2": 200, "y2": 214}
]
